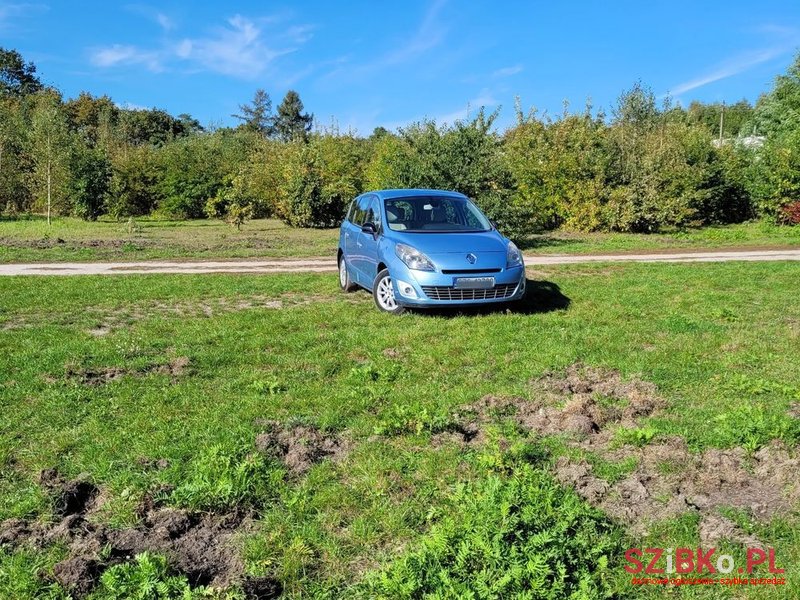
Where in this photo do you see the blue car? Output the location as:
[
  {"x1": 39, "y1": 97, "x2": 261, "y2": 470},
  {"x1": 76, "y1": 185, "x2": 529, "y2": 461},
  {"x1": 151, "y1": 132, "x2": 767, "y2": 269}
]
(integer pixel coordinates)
[{"x1": 338, "y1": 189, "x2": 526, "y2": 314}]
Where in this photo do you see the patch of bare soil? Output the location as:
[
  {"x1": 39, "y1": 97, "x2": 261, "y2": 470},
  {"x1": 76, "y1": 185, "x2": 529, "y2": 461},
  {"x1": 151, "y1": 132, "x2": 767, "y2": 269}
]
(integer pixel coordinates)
[
  {"x1": 555, "y1": 439, "x2": 800, "y2": 539},
  {"x1": 255, "y1": 422, "x2": 349, "y2": 476},
  {"x1": 65, "y1": 356, "x2": 190, "y2": 386},
  {"x1": 0, "y1": 470, "x2": 280, "y2": 599},
  {"x1": 440, "y1": 363, "x2": 800, "y2": 543},
  {"x1": 439, "y1": 363, "x2": 663, "y2": 448},
  {"x1": 0, "y1": 238, "x2": 139, "y2": 250}
]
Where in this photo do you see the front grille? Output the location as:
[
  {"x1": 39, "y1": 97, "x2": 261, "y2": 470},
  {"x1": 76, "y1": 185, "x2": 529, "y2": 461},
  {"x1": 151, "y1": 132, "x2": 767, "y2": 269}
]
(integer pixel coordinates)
[
  {"x1": 441, "y1": 268, "x2": 502, "y2": 274},
  {"x1": 421, "y1": 283, "x2": 517, "y2": 301}
]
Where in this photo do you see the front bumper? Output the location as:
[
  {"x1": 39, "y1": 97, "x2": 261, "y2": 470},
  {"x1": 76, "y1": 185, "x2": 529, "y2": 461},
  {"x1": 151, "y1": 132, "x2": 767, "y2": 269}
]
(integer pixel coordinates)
[{"x1": 392, "y1": 264, "x2": 526, "y2": 307}]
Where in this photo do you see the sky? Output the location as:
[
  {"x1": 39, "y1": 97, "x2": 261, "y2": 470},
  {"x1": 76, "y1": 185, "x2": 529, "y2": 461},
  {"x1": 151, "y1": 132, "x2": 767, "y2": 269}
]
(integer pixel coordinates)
[{"x1": 2, "y1": 0, "x2": 800, "y2": 134}]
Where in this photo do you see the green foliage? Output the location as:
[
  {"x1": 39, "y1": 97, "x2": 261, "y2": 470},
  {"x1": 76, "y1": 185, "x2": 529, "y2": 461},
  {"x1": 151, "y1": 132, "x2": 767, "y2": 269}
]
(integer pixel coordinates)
[
  {"x1": 373, "y1": 402, "x2": 453, "y2": 436},
  {"x1": 232, "y1": 89, "x2": 274, "y2": 137},
  {"x1": 169, "y1": 444, "x2": 283, "y2": 511},
  {"x1": 360, "y1": 463, "x2": 624, "y2": 599},
  {"x1": 8, "y1": 45, "x2": 800, "y2": 234},
  {"x1": 108, "y1": 146, "x2": 161, "y2": 217},
  {"x1": 0, "y1": 546, "x2": 69, "y2": 599},
  {"x1": 612, "y1": 425, "x2": 657, "y2": 447},
  {"x1": 0, "y1": 47, "x2": 43, "y2": 97},
  {"x1": 274, "y1": 90, "x2": 313, "y2": 142},
  {"x1": 156, "y1": 133, "x2": 248, "y2": 219},
  {"x1": 68, "y1": 144, "x2": 111, "y2": 220},
  {"x1": 278, "y1": 135, "x2": 365, "y2": 228},
  {"x1": 94, "y1": 552, "x2": 232, "y2": 599},
  {"x1": 28, "y1": 90, "x2": 72, "y2": 221}
]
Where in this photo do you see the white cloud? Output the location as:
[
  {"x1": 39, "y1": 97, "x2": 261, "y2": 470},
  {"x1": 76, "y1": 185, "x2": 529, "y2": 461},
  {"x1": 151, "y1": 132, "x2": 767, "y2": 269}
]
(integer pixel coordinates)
[
  {"x1": 492, "y1": 64, "x2": 523, "y2": 78},
  {"x1": 668, "y1": 48, "x2": 787, "y2": 96},
  {"x1": 124, "y1": 4, "x2": 174, "y2": 31},
  {"x1": 320, "y1": 0, "x2": 448, "y2": 84},
  {"x1": 156, "y1": 12, "x2": 173, "y2": 31},
  {"x1": 88, "y1": 13, "x2": 311, "y2": 80},
  {"x1": 90, "y1": 44, "x2": 163, "y2": 72},
  {"x1": 0, "y1": 2, "x2": 47, "y2": 32},
  {"x1": 667, "y1": 25, "x2": 800, "y2": 97},
  {"x1": 175, "y1": 14, "x2": 292, "y2": 78}
]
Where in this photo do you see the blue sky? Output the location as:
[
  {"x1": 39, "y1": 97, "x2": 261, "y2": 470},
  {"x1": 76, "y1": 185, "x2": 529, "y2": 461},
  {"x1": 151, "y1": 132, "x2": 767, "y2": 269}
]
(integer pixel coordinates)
[{"x1": 3, "y1": 1, "x2": 799, "y2": 134}]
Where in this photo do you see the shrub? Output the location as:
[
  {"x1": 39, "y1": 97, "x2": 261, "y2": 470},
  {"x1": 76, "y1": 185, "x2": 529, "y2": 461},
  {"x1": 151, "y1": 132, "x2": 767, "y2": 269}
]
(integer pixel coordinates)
[
  {"x1": 96, "y1": 552, "x2": 228, "y2": 599},
  {"x1": 780, "y1": 200, "x2": 800, "y2": 225},
  {"x1": 359, "y1": 463, "x2": 624, "y2": 598}
]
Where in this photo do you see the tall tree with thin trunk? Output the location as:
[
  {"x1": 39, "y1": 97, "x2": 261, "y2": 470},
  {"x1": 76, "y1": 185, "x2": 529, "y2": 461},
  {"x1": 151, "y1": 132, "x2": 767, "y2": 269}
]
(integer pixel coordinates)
[
  {"x1": 274, "y1": 90, "x2": 313, "y2": 142},
  {"x1": 30, "y1": 91, "x2": 70, "y2": 225},
  {"x1": 232, "y1": 89, "x2": 274, "y2": 137}
]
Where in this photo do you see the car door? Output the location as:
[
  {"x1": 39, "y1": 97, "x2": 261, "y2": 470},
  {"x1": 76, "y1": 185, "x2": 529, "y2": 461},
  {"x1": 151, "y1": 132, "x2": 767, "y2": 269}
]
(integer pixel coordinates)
[
  {"x1": 357, "y1": 195, "x2": 382, "y2": 286},
  {"x1": 343, "y1": 197, "x2": 363, "y2": 268},
  {"x1": 346, "y1": 195, "x2": 371, "y2": 285}
]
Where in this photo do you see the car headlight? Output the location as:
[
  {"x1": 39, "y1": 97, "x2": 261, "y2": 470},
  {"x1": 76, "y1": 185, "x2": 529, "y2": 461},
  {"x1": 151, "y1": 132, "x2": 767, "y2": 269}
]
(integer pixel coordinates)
[
  {"x1": 506, "y1": 241, "x2": 523, "y2": 268},
  {"x1": 395, "y1": 243, "x2": 435, "y2": 271}
]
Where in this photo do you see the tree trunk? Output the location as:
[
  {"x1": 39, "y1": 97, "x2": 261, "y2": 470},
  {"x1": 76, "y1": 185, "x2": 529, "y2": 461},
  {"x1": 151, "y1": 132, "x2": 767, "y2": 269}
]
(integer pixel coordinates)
[{"x1": 47, "y1": 158, "x2": 51, "y2": 226}]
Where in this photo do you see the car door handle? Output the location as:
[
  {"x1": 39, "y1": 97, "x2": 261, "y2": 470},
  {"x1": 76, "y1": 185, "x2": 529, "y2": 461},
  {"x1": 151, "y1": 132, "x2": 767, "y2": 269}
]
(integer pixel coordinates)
[
  {"x1": 356, "y1": 240, "x2": 363, "y2": 247},
  {"x1": 345, "y1": 232, "x2": 351, "y2": 238}
]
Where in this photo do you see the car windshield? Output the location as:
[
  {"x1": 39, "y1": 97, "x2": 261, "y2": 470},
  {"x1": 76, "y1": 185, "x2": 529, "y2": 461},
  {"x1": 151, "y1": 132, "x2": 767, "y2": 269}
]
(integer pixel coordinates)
[{"x1": 384, "y1": 196, "x2": 492, "y2": 233}]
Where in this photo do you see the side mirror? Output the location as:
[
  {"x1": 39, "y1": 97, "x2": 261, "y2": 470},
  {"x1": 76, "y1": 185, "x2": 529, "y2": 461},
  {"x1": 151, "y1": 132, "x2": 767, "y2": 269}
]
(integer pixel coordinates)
[
  {"x1": 361, "y1": 222, "x2": 377, "y2": 236},
  {"x1": 490, "y1": 220, "x2": 499, "y2": 230}
]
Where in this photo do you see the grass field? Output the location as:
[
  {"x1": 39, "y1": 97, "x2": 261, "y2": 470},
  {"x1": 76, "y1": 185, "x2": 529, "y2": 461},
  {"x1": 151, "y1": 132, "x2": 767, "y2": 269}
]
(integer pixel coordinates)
[
  {"x1": 1, "y1": 262, "x2": 799, "y2": 598},
  {"x1": 1, "y1": 216, "x2": 800, "y2": 263}
]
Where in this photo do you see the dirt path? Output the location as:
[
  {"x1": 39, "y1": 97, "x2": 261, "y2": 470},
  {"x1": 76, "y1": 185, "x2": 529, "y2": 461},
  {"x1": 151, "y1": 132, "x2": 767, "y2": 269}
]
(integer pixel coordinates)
[{"x1": 1, "y1": 249, "x2": 799, "y2": 276}]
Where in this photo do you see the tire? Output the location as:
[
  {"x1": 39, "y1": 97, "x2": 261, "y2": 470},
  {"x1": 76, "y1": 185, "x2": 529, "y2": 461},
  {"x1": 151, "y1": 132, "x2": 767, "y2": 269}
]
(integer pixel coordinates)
[
  {"x1": 373, "y1": 269, "x2": 405, "y2": 314},
  {"x1": 338, "y1": 255, "x2": 357, "y2": 292}
]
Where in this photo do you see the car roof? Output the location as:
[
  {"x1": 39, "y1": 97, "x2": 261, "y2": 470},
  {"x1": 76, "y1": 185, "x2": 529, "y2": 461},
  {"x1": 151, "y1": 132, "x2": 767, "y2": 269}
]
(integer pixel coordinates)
[{"x1": 369, "y1": 189, "x2": 468, "y2": 200}]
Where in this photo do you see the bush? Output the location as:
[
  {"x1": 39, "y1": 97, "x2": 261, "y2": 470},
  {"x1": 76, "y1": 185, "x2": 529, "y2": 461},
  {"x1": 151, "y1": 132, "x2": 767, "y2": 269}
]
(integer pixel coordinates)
[
  {"x1": 68, "y1": 144, "x2": 110, "y2": 220},
  {"x1": 360, "y1": 463, "x2": 624, "y2": 598},
  {"x1": 107, "y1": 146, "x2": 161, "y2": 217},
  {"x1": 96, "y1": 552, "x2": 228, "y2": 599},
  {"x1": 780, "y1": 200, "x2": 800, "y2": 224},
  {"x1": 277, "y1": 135, "x2": 365, "y2": 228}
]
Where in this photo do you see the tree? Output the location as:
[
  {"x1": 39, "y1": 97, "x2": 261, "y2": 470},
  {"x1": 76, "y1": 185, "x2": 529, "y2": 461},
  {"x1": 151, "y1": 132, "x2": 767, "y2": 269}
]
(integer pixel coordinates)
[
  {"x1": 0, "y1": 47, "x2": 43, "y2": 97},
  {"x1": 750, "y1": 52, "x2": 800, "y2": 139},
  {"x1": 0, "y1": 96, "x2": 31, "y2": 213},
  {"x1": 118, "y1": 107, "x2": 192, "y2": 147},
  {"x1": 64, "y1": 92, "x2": 119, "y2": 145},
  {"x1": 232, "y1": 89, "x2": 274, "y2": 137},
  {"x1": 29, "y1": 91, "x2": 71, "y2": 224},
  {"x1": 68, "y1": 143, "x2": 111, "y2": 220},
  {"x1": 274, "y1": 90, "x2": 313, "y2": 142}
]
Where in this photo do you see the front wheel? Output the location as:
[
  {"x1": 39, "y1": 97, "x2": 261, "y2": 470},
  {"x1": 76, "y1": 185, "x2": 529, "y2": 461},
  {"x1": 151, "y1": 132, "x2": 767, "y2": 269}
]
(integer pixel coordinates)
[
  {"x1": 373, "y1": 269, "x2": 405, "y2": 314},
  {"x1": 338, "y1": 256, "x2": 357, "y2": 292}
]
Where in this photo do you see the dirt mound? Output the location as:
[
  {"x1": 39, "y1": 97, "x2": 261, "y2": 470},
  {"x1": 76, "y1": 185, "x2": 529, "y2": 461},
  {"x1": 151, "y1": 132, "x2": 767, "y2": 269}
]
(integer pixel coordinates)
[
  {"x1": 438, "y1": 363, "x2": 800, "y2": 542},
  {"x1": 38, "y1": 469, "x2": 100, "y2": 517},
  {"x1": 0, "y1": 470, "x2": 279, "y2": 598},
  {"x1": 65, "y1": 356, "x2": 191, "y2": 386},
  {"x1": 256, "y1": 422, "x2": 348, "y2": 475},
  {"x1": 554, "y1": 437, "x2": 800, "y2": 538},
  {"x1": 440, "y1": 365, "x2": 663, "y2": 447}
]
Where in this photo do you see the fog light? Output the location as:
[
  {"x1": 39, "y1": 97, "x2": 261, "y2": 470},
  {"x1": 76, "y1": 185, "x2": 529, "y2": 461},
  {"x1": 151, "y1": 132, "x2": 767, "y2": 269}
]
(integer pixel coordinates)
[{"x1": 396, "y1": 280, "x2": 418, "y2": 299}]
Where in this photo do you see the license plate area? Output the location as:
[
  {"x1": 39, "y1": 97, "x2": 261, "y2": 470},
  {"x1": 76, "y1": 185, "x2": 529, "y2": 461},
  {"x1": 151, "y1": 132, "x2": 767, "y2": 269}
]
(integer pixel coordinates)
[{"x1": 453, "y1": 277, "x2": 495, "y2": 289}]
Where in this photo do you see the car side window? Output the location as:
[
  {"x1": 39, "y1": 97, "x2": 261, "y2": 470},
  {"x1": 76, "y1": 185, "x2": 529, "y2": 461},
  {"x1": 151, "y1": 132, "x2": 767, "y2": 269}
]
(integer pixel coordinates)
[
  {"x1": 367, "y1": 197, "x2": 381, "y2": 231},
  {"x1": 345, "y1": 199, "x2": 356, "y2": 223},
  {"x1": 350, "y1": 196, "x2": 369, "y2": 226}
]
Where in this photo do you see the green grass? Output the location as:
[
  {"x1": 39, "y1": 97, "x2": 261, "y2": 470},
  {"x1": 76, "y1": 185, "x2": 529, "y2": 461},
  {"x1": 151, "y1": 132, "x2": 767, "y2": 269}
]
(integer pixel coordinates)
[
  {"x1": 518, "y1": 220, "x2": 800, "y2": 254},
  {"x1": 0, "y1": 216, "x2": 338, "y2": 263},
  {"x1": 1, "y1": 216, "x2": 799, "y2": 263},
  {"x1": 1, "y1": 262, "x2": 799, "y2": 598}
]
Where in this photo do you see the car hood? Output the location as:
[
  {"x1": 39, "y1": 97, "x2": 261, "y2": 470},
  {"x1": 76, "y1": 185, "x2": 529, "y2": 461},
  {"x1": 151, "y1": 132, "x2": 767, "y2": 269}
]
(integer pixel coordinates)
[{"x1": 388, "y1": 230, "x2": 508, "y2": 255}]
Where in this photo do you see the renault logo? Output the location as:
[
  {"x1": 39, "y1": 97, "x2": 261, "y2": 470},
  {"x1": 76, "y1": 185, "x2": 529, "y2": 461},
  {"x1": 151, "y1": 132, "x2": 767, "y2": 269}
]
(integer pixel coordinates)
[{"x1": 466, "y1": 253, "x2": 477, "y2": 264}]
